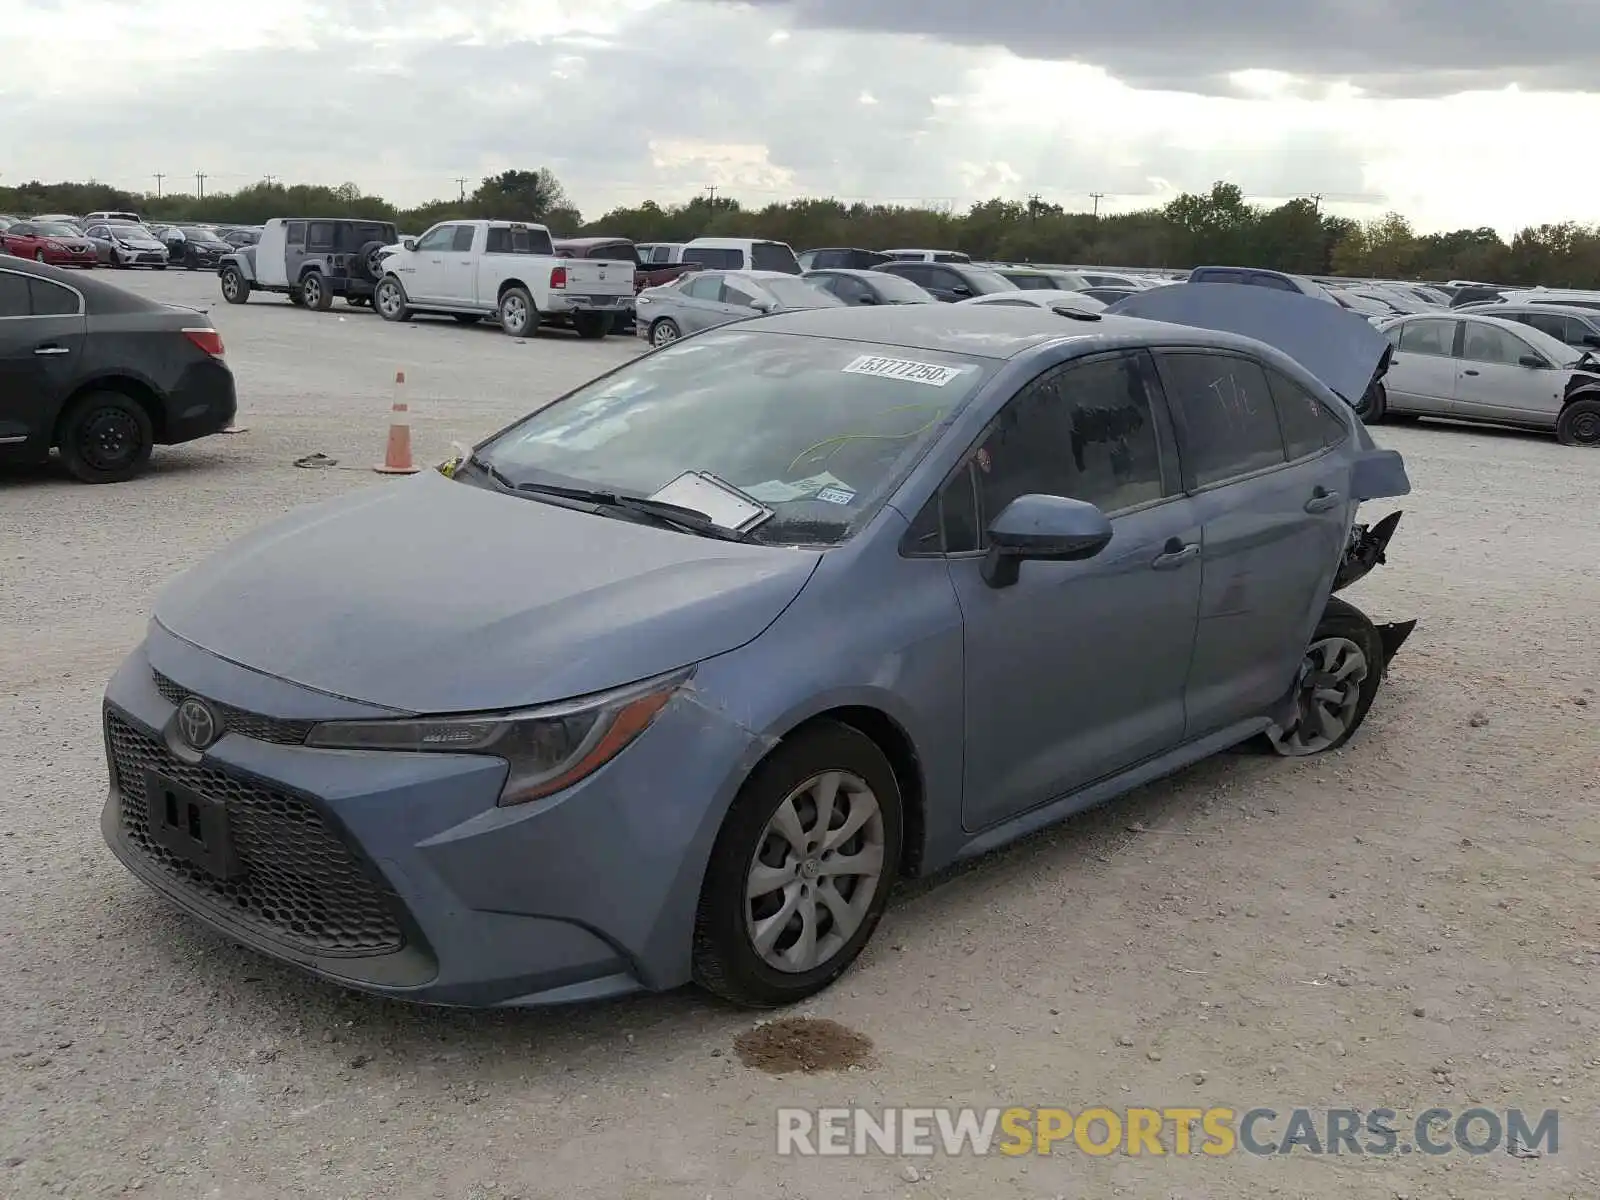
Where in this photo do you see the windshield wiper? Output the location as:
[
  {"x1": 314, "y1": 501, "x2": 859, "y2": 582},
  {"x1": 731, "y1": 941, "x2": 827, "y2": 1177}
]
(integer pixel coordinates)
[
  {"x1": 514, "y1": 481, "x2": 748, "y2": 541},
  {"x1": 457, "y1": 454, "x2": 518, "y2": 492}
]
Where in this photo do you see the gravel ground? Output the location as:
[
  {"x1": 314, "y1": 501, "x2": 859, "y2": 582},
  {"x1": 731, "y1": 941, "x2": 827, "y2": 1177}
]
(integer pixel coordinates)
[{"x1": 2, "y1": 269, "x2": 1597, "y2": 1199}]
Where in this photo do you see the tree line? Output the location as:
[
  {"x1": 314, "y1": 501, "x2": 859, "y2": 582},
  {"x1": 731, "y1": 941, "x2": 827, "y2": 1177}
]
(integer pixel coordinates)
[{"x1": 6, "y1": 171, "x2": 1600, "y2": 287}]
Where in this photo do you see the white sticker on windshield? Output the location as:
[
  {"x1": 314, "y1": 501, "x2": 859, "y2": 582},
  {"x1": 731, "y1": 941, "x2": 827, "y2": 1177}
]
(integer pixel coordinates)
[
  {"x1": 841, "y1": 354, "x2": 967, "y2": 387},
  {"x1": 742, "y1": 471, "x2": 850, "y2": 503},
  {"x1": 815, "y1": 486, "x2": 856, "y2": 505}
]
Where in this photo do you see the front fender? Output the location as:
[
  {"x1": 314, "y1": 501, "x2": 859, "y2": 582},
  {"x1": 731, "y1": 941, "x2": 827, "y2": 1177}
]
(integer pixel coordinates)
[{"x1": 221, "y1": 248, "x2": 256, "y2": 281}]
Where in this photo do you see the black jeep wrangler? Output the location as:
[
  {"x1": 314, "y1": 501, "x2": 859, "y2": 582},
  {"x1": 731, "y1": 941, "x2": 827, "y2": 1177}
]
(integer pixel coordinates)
[{"x1": 217, "y1": 217, "x2": 398, "y2": 311}]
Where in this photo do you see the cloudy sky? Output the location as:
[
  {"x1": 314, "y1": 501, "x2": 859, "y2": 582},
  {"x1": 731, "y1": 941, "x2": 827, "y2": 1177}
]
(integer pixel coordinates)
[{"x1": 4, "y1": 0, "x2": 1597, "y2": 233}]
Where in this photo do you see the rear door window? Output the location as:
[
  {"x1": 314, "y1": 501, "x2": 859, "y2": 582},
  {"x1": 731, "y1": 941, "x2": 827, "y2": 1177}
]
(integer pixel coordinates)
[
  {"x1": 484, "y1": 226, "x2": 554, "y2": 254},
  {"x1": 29, "y1": 278, "x2": 79, "y2": 317},
  {"x1": 0, "y1": 271, "x2": 28, "y2": 317},
  {"x1": 683, "y1": 246, "x2": 743, "y2": 270},
  {"x1": 1155, "y1": 351, "x2": 1287, "y2": 488},
  {"x1": 751, "y1": 241, "x2": 801, "y2": 274}
]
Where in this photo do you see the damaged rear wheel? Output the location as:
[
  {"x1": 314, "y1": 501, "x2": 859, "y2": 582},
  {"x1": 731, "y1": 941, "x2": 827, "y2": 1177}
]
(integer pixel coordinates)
[{"x1": 1264, "y1": 597, "x2": 1385, "y2": 757}]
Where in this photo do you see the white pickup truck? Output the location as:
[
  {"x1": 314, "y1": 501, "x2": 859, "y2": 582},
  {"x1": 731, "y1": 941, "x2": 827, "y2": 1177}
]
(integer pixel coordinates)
[{"x1": 373, "y1": 220, "x2": 635, "y2": 338}]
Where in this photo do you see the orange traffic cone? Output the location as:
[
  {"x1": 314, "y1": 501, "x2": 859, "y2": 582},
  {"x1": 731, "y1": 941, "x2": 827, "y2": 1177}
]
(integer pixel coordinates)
[{"x1": 374, "y1": 371, "x2": 419, "y2": 475}]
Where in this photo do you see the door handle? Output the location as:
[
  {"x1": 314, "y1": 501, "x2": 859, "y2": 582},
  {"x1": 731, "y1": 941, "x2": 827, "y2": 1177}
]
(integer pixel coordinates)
[
  {"x1": 1304, "y1": 487, "x2": 1342, "y2": 513},
  {"x1": 34, "y1": 346, "x2": 70, "y2": 356},
  {"x1": 1151, "y1": 540, "x2": 1199, "y2": 569},
  {"x1": 1462, "y1": 368, "x2": 1480, "y2": 376}
]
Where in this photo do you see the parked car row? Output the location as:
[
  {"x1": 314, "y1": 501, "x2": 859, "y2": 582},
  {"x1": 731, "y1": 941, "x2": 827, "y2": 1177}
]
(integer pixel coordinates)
[{"x1": 0, "y1": 211, "x2": 265, "y2": 270}]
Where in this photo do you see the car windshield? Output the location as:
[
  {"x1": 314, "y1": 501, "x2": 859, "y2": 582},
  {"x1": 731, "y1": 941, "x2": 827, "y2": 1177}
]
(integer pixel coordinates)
[
  {"x1": 763, "y1": 277, "x2": 843, "y2": 307},
  {"x1": 181, "y1": 227, "x2": 219, "y2": 240},
  {"x1": 37, "y1": 223, "x2": 80, "y2": 236},
  {"x1": 475, "y1": 328, "x2": 997, "y2": 546},
  {"x1": 109, "y1": 224, "x2": 156, "y2": 239}
]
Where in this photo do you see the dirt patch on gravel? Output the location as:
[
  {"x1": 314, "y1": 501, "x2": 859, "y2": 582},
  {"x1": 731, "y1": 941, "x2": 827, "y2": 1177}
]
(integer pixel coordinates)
[{"x1": 733, "y1": 1017, "x2": 875, "y2": 1073}]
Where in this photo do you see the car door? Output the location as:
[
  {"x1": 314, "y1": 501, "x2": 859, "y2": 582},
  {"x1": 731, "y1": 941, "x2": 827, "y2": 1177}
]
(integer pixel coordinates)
[
  {"x1": 406, "y1": 224, "x2": 459, "y2": 301},
  {"x1": 944, "y1": 350, "x2": 1201, "y2": 831},
  {"x1": 0, "y1": 269, "x2": 87, "y2": 460},
  {"x1": 440, "y1": 224, "x2": 479, "y2": 302},
  {"x1": 1383, "y1": 317, "x2": 1460, "y2": 414},
  {"x1": 1153, "y1": 350, "x2": 1349, "y2": 737},
  {"x1": 2, "y1": 223, "x2": 36, "y2": 257},
  {"x1": 1453, "y1": 318, "x2": 1568, "y2": 427},
  {"x1": 672, "y1": 272, "x2": 731, "y2": 333}
]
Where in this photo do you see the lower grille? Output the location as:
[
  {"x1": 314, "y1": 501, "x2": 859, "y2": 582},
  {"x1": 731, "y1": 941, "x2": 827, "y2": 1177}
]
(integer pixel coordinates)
[
  {"x1": 107, "y1": 711, "x2": 405, "y2": 956},
  {"x1": 151, "y1": 669, "x2": 314, "y2": 745}
]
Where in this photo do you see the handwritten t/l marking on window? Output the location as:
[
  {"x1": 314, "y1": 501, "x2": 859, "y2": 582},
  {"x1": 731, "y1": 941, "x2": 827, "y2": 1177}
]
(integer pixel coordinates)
[{"x1": 1205, "y1": 373, "x2": 1258, "y2": 420}]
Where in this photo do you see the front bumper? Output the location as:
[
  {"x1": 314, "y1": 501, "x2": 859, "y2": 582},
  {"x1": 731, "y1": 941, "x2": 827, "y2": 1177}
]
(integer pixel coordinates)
[
  {"x1": 99, "y1": 630, "x2": 759, "y2": 1007},
  {"x1": 117, "y1": 248, "x2": 168, "y2": 265},
  {"x1": 44, "y1": 248, "x2": 98, "y2": 266}
]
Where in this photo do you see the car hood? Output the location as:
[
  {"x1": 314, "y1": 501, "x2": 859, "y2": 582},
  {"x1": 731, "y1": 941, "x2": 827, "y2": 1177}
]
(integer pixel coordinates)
[
  {"x1": 152, "y1": 470, "x2": 823, "y2": 713},
  {"x1": 1107, "y1": 282, "x2": 1392, "y2": 405},
  {"x1": 117, "y1": 237, "x2": 164, "y2": 249}
]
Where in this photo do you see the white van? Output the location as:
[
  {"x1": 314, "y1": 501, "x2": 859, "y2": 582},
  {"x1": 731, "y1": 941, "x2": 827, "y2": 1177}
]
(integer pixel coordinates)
[
  {"x1": 680, "y1": 237, "x2": 801, "y2": 274},
  {"x1": 84, "y1": 210, "x2": 145, "y2": 226}
]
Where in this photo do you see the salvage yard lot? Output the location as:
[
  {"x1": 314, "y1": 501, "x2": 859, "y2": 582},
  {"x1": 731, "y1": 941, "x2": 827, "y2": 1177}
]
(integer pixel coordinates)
[{"x1": 1, "y1": 270, "x2": 1597, "y2": 1199}]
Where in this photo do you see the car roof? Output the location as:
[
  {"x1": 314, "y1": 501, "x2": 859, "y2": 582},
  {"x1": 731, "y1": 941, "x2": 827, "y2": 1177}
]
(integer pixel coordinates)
[
  {"x1": 0, "y1": 253, "x2": 170, "y2": 314},
  {"x1": 803, "y1": 267, "x2": 887, "y2": 278},
  {"x1": 744, "y1": 304, "x2": 1267, "y2": 361},
  {"x1": 554, "y1": 236, "x2": 633, "y2": 247},
  {"x1": 1462, "y1": 302, "x2": 1600, "y2": 320},
  {"x1": 738, "y1": 270, "x2": 814, "y2": 281}
]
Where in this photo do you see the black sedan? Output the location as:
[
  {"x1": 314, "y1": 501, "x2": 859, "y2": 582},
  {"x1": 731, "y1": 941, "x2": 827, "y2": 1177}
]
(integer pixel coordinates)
[
  {"x1": 871, "y1": 259, "x2": 1020, "y2": 302},
  {"x1": 0, "y1": 257, "x2": 237, "y2": 483},
  {"x1": 803, "y1": 267, "x2": 938, "y2": 306},
  {"x1": 170, "y1": 226, "x2": 233, "y2": 270}
]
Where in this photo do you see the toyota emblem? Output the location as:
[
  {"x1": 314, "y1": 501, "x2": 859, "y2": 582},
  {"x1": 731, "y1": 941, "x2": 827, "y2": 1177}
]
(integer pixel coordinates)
[{"x1": 176, "y1": 697, "x2": 221, "y2": 750}]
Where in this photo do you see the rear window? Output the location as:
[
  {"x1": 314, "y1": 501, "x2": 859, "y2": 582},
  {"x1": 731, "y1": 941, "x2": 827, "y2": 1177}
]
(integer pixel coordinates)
[
  {"x1": 683, "y1": 246, "x2": 742, "y2": 270},
  {"x1": 1004, "y1": 273, "x2": 1055, "y2": 291},
  {"x1": 343, "y1": 222, "x2": 397, "y2": 249},
  {"x1": 590, "y1": 241, "x2": 640, "y2": 265},
  {"x1": 751, "y1": 241, "x2": 801, "y2": 274},
  {"x1": 931, "y1": 252, "x2": 971, "y2": 263},
  {"x1": 486, "y1": 226, "x2": 556, "y2": 255}
]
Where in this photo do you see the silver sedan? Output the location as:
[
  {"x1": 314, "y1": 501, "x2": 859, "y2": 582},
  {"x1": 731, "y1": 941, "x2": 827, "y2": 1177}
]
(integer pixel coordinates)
[
  {"x1": 1375, "y1": 312, "x2": 1600, "y2": 445},
  {"x1": 635, "y1": 270, "x2": 843, "y2": 347}
]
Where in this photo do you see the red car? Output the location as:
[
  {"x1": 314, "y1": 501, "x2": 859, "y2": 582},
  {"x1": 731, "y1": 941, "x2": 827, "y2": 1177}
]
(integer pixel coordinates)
[{"x1": 0, "y1": 220, "x2": 98, "y2": 267}]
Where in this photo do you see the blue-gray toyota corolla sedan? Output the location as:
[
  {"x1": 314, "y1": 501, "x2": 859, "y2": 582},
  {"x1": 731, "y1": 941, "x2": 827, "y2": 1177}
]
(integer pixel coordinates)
[{"x1": 102, "y1": 301, "x2": 1416, "y2": 1009}]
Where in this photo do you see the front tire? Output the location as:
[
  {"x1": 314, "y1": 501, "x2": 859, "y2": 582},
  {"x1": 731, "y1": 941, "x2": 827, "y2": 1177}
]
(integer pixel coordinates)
[
  {"x1": 1355, "y1": 380, "x2": 1387, "y2": 423},
  {"x1": 1264, "y1": 596, "x2": 1386, "y2": 757},
  {"x1": 649, "y1": 318, "x2": 681, "y2": 347},
  {"x1": 57, "y1": 391, "x2": 154, "y2": 484},
  {"x1": 300, "y1": 271, "x2": 333, "y2": 311},
  {"x1": 374, "y1": 276, "x2": 412, "y2": 322},
  {"x1": 692, "y1": 721, "x2": 902, "y2": 1008},
  {"x1": 499, "y1": 287, "x2": 538, "y2": 338},
  {"x1": 219, "y1": 265, "x2": 250, "y2": 304},
  {"x1": 1556, "y1": 396, "x2": 1600, "y2": 447}
]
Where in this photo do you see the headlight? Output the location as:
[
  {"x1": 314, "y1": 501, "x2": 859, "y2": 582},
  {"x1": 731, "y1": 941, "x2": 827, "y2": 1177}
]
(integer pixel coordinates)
[{"x1": 303, "y1": 667, "x2": 691, "y2": 806}]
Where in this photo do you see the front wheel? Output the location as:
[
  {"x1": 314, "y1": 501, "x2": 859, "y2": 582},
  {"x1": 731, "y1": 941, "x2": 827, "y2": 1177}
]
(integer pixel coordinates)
[
  {"x1": 1263, "y1": 597, "x2": 1386, "y2": 757},
  {"x1": 1355, "y1": 380, "x2": 1387, "y2": 423},
  {"x1": 219, "y1": 265, "x2": 250, "y2": 304},
  {"x1": 499, "y1": 287, "x2": 538, "y2": 338},
  {"x1": 692, "y1": 721, "x2": 902, "y2": 1008},
  {"x1": 56, "y1": 390, "x2": 155, "y2": 484},
  {"x1": 1556, "y1": 396, "x2": 1600, "y2": 447},
  {"x1": 649, "y1": 318, "x2": 681, "y2": 347},
  {"x1": 374, "y1": 277, "x2": 412, "y2": 322}
]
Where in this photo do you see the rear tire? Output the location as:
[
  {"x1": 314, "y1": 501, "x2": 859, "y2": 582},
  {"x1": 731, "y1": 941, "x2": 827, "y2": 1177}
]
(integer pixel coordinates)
[
  {"x1": 1556, "y1": 396, "x2": 1600, "y2": 447},
  {"x1": 572, "y1": 312, "x2": 611, "y2": 339},
  {"x1": 1263, "y1": 596, "x2": 1386, "y2": 757},
  {"x1": 499, "y1": 287, "x2": 538, "y2": 338},
  {"x1": 57, "y1": 391, "x2": 155, "y2": 484},
  {"x1": 219, "y1": 265, "x2": 250, "y2": 305},
  {"x1": 300, "y1": 271, "x2": 334, "y2": 311},
  {"x1": 692, "y1": 721, "x2": 902, "y2": 1008}
]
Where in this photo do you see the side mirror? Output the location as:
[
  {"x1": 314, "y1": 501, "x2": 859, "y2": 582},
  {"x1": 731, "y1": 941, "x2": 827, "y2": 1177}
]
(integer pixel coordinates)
[
  {"x1": 402, "y1": 239, "x2": 416, "y2": 251},
  {"x1": 855, "y1": 293, "x2": 879, "y2": 305},
  {"x1": 980, "y1": 495, "x2": 1113, "y2": 588},
  {"x1": 949, "y1": 285, "x2": 972, "y2": 297},
  {"x1": 1518, "y1": 355, "x2": 1547, "y2": 369},
  {"x1": 749, "y1": 297, "x2": 775, "y2": 313}
]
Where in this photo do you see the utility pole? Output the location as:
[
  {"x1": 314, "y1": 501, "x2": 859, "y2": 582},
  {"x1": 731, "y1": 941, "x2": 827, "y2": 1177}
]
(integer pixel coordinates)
[
  {"x1": 1090, "y1": 192, "x2": 1105, "y2": 218},
  {"x1": 705, "y1": 184, "x2": 719, "y2": 204},
  {"x1": 152, "y1": 173, "x2": 165, "y2": 198},
  {"x1": 195, "y1": 172, "x2": 207, "y2": 200},
  {"x1": 1309, "y1": 193, "x2": 1323, "y2": 213},
  {"x1": 454, "y1": 177, "x2": 468, "y2": 203},
  {"x1": 1027, "y1": 193, "x2": 1040, "y2": 222},
  {"x1": 263, "y1": 174, "x2": 277, "y2": 188}
]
